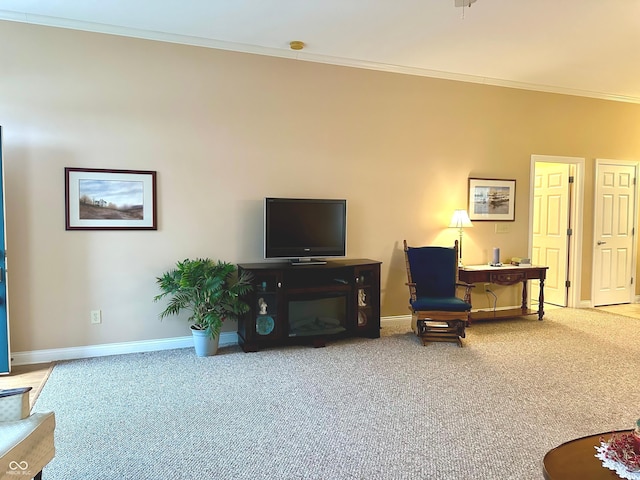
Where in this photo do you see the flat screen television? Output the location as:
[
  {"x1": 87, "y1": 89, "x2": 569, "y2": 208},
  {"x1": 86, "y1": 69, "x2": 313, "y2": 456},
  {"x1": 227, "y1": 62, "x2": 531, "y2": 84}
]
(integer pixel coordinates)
[{"x1": 264, "y1": 197, "x2": 347, "y2": 264}]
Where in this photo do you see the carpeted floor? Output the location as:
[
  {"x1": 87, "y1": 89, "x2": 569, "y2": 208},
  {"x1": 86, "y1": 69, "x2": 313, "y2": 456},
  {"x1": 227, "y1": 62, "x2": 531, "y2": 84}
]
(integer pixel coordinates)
[{"x1": 34, "y1": 308, "x2": 640, "y2": 479}]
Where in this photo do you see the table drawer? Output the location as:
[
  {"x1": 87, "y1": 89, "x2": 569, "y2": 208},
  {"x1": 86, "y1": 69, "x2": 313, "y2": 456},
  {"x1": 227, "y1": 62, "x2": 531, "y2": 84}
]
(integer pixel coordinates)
[
  {"x1": 458, "y1": 271, "x2": 486, "y2": 284},
  {"x1": 490, "y1": 272, "x2": 526, "y2": 285}
]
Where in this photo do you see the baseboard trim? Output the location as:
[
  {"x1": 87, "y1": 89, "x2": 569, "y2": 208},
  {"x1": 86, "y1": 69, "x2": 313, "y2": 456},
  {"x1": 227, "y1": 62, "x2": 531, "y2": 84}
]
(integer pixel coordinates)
[
  {"x1": 11, "y1": 332, "x2": 238, "y2": 366},
  {"x1": 381, "y1": 315, "x2": 412, "y2": 323},
  {"x1": 12, "y1": 316, "x2": 405, "y2": 366}
]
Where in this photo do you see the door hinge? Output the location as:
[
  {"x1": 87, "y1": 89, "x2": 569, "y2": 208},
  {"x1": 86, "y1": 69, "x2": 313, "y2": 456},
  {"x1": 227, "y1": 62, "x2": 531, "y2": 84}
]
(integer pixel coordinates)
[
  {"x1": 569, "y1": 175, "x2": 575, "y2": 184},
  {"x1": 565, "y1": 280, "x2": 571, "y2": 288},
  {"x1": 632, "y1": 277, "x2": 634, "y2": 285},
  {"x1": 567, "y1": 228, "x2": 573, "y2": 236}
]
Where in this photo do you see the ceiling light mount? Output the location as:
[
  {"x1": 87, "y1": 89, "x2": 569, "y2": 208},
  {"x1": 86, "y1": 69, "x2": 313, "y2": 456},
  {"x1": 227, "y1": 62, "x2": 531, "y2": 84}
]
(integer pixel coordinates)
[
  {"x1": 289, "y1": 41, "x2": 305, "y2": 51},
  {"x1": 454, "y1": 0, "x2": 477, "y2": 7}
]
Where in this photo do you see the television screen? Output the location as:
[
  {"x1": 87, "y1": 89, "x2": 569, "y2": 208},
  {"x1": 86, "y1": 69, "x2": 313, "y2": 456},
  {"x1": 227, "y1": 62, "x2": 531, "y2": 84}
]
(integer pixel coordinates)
[{"x1": 264, "y1": 198, "x2": 347, "y2": 263}]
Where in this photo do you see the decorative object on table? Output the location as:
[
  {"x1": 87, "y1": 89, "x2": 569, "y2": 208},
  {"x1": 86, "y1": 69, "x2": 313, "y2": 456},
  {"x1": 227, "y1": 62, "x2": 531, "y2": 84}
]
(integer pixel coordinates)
[
  {"x1": 448, "y1": 209, "x2": 473, "y2": 266},
  {"x1": 467, "y1": 177, "x2": 516, "y2": 222},
  {"x1": 595, "y1": 423, "x2": 640, "y2": 479},
  {"x1": 256, "y1": 296, "x2": 274, "y2": 336},
  {"x1": 490, "y1": 247, "x2": 502, "y2": 267},
  {"x1": 154, "y1": 258, "x2": 253, "y2": 356},
  {"x1": 510, "y1": 257, "x2": 531, "y2": 266},
  {"x1": 358, "y1": 289, "x2": 367, "y2": 307},
  {"x1": 256, "y1": 315, "x2": 275, "y2": 335},
  {"x1": 403, "y1": 239, "x2": 472, "y2": 347},
  {"x1": 258, "y1": 298, "x2": 268, "y2": 315},
  {"x1": 634, "y1": 419, "x2": 640, "y2": 454},
  {"x1": 65, "y1": 167, "x2": 157, "y2": 230}
]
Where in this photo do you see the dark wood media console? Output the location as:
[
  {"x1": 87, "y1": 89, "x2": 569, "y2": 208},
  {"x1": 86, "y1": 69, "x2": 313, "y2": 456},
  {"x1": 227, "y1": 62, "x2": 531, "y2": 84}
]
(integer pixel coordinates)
[{"x1": 237, "y1": 259, "x2": 381, "y2": 352}]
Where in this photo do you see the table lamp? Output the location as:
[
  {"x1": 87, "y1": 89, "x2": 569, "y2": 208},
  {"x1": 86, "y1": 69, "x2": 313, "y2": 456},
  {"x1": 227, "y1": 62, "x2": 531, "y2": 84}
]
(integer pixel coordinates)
[{"x1": 448, "y1": 209, "x2": 473, "y2": 266}]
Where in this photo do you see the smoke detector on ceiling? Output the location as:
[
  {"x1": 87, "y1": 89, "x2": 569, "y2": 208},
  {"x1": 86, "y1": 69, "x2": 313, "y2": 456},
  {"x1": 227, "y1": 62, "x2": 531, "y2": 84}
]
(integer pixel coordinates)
[{"x1": 454, "y1": 0, "x2": 477, "y2": 6}]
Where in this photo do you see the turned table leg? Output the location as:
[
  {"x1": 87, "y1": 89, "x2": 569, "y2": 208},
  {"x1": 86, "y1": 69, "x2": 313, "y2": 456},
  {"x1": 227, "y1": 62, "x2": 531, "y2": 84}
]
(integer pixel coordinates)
[{"x1": 538, "y1": 276, "x2": 546, "y2": 320}]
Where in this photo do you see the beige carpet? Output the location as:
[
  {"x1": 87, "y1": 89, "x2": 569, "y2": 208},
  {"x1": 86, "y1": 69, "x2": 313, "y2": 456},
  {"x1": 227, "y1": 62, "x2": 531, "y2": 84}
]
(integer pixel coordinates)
[{"x1": 34, "y1": 308, "x2": 640, "y2": 479}]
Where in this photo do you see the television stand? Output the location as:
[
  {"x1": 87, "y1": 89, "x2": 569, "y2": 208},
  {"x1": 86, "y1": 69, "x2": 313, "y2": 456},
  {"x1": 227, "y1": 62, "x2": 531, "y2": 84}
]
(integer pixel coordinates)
[
  {"x1": 237, "y1": 259, "x2": 381, "y2": 352},
  {"x1": 290, "y1": 258, "x2": 327, "y2": 266}
]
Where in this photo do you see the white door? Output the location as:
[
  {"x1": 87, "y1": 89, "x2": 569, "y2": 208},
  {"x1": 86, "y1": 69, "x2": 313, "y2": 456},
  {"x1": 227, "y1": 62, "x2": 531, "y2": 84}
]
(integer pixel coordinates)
[
  {"x1": 592, "y1": 161, "x2": 637, "y2": 306},
  {"x1": 531, "y1": 163, "x2": 570, "y2": 306}
]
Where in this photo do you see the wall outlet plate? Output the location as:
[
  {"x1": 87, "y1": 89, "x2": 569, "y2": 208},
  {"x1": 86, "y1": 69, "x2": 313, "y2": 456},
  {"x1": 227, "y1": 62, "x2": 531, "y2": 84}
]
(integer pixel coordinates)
[{"x1": 90, "y1": 310, "x2": 102, "y2": 324}]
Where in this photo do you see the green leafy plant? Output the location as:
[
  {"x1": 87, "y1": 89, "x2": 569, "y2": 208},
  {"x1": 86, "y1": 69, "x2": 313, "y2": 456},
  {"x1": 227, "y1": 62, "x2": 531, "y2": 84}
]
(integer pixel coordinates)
[{"x1": 154, "y1": 258, "x2": 253, "y2": 339}]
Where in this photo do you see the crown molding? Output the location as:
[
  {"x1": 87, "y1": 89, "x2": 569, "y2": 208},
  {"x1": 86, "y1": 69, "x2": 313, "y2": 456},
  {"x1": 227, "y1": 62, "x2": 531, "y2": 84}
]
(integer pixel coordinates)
[{"x1": 2, "y1": 11, "x2": 639, "y2": 105}]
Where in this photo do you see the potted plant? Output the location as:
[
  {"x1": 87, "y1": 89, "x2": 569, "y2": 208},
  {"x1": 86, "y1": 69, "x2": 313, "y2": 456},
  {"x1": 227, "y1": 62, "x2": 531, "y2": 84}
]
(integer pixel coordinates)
[{"x1": 154, "y1": 258, "x2": 253, "y2": 356}]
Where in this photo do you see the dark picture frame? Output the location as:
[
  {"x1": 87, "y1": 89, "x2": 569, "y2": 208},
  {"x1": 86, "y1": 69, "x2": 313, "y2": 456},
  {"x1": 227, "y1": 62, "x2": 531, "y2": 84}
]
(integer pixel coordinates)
[
  {"x1": 65, "y1": 168, "x2": 157, "y2": 230},
  {"x1": 467, "y1": 177, "x2": 516, "y2": 221}
]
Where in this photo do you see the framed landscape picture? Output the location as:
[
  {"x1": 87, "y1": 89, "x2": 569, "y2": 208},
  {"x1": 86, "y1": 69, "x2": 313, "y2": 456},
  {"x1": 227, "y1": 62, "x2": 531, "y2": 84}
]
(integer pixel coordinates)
[
  {"x1": 65, "y1": 168, "x2": 157, "y2": 230},
  {"x1": 467, "y1": 177, "x2": 516, "y2": 221}
]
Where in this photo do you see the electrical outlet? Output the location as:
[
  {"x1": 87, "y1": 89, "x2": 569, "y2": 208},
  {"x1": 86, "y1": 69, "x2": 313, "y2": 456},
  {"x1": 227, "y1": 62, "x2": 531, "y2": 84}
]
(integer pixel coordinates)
[
  {"x1": 90, "y1": 310, "x2": 102, "y2": 324},
  {"x1": 483, "y1": 283, "x2": 491, "y2": 293}
]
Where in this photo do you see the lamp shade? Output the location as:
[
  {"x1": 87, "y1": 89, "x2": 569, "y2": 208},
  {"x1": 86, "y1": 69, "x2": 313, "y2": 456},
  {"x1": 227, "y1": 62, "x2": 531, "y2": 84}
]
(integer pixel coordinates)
[{"x1": 448, "y1": 209, "x2": 473, "y2": 228}]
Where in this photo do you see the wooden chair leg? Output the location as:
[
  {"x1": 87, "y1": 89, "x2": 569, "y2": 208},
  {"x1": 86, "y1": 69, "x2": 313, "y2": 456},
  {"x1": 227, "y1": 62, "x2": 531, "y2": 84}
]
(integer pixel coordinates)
[
  {"x1": 411, "y1": 313, "x2": 418, "y2": 334},
  {"x1": 416, "y1": 319, "x2": 466, "y2": 347}
]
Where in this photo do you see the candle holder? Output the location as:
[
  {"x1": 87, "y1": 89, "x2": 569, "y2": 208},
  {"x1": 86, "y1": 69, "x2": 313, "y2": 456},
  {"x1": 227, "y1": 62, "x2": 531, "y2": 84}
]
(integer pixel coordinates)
[{"x1": 490, "y1": 247, "x2": 502, "y2": 267}]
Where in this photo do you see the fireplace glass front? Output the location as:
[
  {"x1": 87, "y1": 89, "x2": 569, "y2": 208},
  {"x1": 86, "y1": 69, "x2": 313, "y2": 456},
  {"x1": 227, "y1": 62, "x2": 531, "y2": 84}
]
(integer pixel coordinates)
[{"x1": 288, "y1": 293, "x2": 348, "y2": 337}]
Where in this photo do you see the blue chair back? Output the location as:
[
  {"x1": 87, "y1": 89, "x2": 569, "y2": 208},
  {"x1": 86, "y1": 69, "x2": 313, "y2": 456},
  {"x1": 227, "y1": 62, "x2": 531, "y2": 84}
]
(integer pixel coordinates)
[{"x1": 406, "y1": 245, "x2": 457, "y2": 299}]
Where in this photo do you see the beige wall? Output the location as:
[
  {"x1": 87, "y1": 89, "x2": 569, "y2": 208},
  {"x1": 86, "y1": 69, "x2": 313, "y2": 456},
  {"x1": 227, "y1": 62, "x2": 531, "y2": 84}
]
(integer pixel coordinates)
[{"x1": 2, "y1": 21, "x2": 640, "y2": 353}]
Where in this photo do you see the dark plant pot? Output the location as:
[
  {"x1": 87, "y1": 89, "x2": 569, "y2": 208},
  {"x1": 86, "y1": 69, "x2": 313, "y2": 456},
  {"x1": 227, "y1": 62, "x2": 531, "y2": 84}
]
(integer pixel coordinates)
[{"x1": 191, "y1": 327, "x2": 220, "y2": 357}]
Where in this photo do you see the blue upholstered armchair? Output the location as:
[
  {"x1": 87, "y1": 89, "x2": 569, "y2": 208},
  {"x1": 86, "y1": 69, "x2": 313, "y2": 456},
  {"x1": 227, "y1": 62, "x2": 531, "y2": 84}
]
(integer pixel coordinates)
[{"x1": 403, "y1": 240, "x2": 472, "y2": 346}]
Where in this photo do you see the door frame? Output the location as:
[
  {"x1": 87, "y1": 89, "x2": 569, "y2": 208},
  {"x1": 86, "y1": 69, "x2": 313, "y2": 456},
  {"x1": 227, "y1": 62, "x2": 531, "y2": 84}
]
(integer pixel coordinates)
[
  {"x1": 528, "y1": 155, "x2": 584, "y2": 308},
  {"x1": 591, "y1": 159, "x2": 639, "y2": 306},
  {"x1": 0, "y1": 126, "x2": 8, "y2": 374}
]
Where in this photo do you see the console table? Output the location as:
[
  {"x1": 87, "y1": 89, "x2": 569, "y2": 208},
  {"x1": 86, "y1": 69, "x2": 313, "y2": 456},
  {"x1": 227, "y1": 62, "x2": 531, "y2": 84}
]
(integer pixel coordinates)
[
  {"x1": 237, "y1": 259, "x2": 381, "y2": 352},
  {"x1": 458, "y1": 264, "x2": 548, "y2": 323}
]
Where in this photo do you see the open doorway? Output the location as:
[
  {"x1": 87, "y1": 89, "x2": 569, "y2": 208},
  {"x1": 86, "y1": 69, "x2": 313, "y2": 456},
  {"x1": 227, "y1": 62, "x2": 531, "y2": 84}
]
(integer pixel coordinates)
[{"x1": 529, "y1": 155, "x2": 584, "y2": 308}]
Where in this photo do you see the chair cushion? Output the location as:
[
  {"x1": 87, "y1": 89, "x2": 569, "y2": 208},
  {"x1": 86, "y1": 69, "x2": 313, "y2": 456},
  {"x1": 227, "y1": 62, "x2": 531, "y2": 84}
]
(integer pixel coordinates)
[
  {"x1": 0, "y1": 411, "x2": 55, "y2": 479},
  {"x1": 406, "y1": 246, "x2": 457, "y2": 298},
  {"x1": 0, "y1": 388, "x2": 31, "y2": 421},
  {"x1": 411, "y1": 296, "x2": 471, "y2": 312}
]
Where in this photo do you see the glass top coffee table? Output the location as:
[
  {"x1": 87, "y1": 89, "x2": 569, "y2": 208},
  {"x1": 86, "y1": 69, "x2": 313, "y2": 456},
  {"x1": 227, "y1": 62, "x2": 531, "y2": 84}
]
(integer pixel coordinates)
[{"x1": 543, "y1": 430, "x2": 633, "y2": 479}]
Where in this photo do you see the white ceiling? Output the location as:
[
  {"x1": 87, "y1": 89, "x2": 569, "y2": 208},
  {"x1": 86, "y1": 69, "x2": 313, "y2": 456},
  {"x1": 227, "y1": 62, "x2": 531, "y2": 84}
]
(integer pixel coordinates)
[{"x1": 2, "y1": 0, "x2": 640, "y2": 103}]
